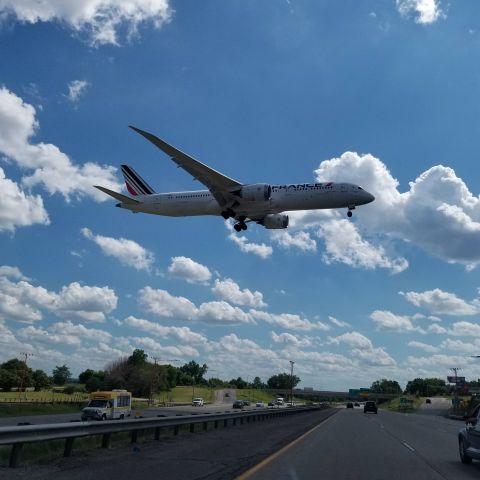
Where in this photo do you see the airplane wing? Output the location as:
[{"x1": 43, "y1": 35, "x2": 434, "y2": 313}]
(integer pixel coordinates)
[
  {"x1": 129, "y1": 126, "x2": 242, "y2": 207},
  {"x1": 93, "y1": 186, "x2": 139, "y2": 204}
]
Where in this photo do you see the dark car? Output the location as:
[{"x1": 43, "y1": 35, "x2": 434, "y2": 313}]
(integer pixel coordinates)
[
  {"x1": 459, "y1": 405, "x2": 480, "y2": 463},
  {"x1": 364, "y1": 401, "x2": 378, "y2": 414},
  {"x1": 232, "y1": 400, "x2": 244, "y2": 409},
  {"x1": 354, "y1": 402, "x2": 360, "y2": 407},
  {"x1": 346, "y1": 402, "x2": 354, "y2": 408},
  {"x1": 425, "y1": 398, "x2": 431, "y2": 404},
  {"x1": 243, "y1": 400, "x2": 251, "y2": 406},
  {"x1": 267, "y1": 401, "x2": 275, "y2": 407}
]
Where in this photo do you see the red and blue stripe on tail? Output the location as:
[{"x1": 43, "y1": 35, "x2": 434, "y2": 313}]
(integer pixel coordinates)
[{"x1": 121, "y1": 165, "x2": 155, "y2": 196}]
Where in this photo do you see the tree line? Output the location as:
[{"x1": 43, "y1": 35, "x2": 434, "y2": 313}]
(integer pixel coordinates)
[{"x1": 0, "y1": 350, "x2": 301, "y2": 397}]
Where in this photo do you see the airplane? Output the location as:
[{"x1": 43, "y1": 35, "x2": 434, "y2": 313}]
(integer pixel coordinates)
[{"x1": 94, "y1": 126, "x2": 375, "y2": 232}]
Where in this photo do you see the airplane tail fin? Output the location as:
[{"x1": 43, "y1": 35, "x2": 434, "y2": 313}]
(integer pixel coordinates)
[{"x1": 121, "y1": 165, "x2": 155, "y2": 196}]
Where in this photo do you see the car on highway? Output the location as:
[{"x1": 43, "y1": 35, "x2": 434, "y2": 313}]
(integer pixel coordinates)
[
  {"x1": 346, "y1": 402, "x2": 354, "y2": 408},
  {"x1": 276, "y1": 398, "x2": 285, "y2": 406},
  {"x1": 425, "y1": 398, "x2": 431, "y2": 404},
  {"x1": 243, "y1": 400, "x2": 251, "y2": 406},
  {"x1": 192, "y1": 397, "x2": 204, "y2": 407},
  {"x1": 267, "y1": 401, "x2": 276, "y2": 407},
  {"x1": 459, "y1": 405, "x2": 480, "y2": 464},
  {"x1": 232, "y1": 400, "x2": 244, "y2": 409},
  {"x1": 364, "y1": 401, "x2": 378, "y2": 414},
  {"x1": 354, "y1": 402, "x2": 360, "y2": 407},
  {"x1": 256, "y1": 401, "x2": 265, "y2": 408}
]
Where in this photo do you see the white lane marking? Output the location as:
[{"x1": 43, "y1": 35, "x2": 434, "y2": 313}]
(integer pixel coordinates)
[{"x1": 402, "y1": 441, "x2": 415, "y2": 452}]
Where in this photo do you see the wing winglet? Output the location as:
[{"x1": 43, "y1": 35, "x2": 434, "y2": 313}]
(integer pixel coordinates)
[{"x1": 94, "y1": 186, "x2": 139, "y2": 204}]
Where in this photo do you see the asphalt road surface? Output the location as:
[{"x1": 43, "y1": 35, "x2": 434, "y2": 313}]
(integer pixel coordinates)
[
  {"x1": 0, "y1": 402, "x2": 254, "y2": 427},
  {"x1": 242, "y1": 406, "x2": 480, "y2": 480},
  {"x1": 2, "y1": 408, "x2": 335, "y2": 479}
]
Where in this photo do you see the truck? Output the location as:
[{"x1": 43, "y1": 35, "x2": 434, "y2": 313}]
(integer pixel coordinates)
[
  {"x1": 81, "y1": 390, "x2": 132, "y2": 421},
  {"x1": 276, "y1": 397, "x2": 285, "y2": 406}
]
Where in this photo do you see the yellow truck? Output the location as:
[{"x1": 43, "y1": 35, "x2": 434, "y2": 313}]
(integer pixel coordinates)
[{"x1": 81, "y1": 390, "x2": 132, "y2": 421}]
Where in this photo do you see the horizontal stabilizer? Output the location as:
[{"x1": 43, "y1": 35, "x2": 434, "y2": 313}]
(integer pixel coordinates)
[{"x1": 94, "y1": 186, "x2": 139, "y2": 204}]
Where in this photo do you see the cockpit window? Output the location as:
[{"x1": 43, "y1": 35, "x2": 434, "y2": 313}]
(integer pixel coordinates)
[{"x1": 358, "y1": 186, "x2": 363, "y2": 190}]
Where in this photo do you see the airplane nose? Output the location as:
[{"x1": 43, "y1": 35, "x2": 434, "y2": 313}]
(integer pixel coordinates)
[{"x1": 368, "y1": 193, "x2": 375, "y2": 203}]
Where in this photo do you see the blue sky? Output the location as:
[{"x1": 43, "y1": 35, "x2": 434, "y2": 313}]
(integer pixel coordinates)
[{"x1": 1, "y1": 0, "x2": 480, "y2": 390}]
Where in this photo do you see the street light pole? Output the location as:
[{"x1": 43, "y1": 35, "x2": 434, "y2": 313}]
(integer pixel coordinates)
[
  {"x1": 290, "y1": 360, "x2": 295, "y2": 405},
  {"x1": 451, "y1": 367, "x2": 461, "y2": 414}
]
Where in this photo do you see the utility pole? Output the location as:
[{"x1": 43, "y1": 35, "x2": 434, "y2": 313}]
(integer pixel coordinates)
[
  {"x1": 290, "y1": 360, "x2": 295, "y2": 405},
  {"x1": 148, "y1": 356, "x2": 161, "y2": 406},
  {"x1": 451, "y1": 367, "x2": 461, "y2": 414},
  {"x1": 19, "y1": 353, "x2": 33, "y2": 400}
]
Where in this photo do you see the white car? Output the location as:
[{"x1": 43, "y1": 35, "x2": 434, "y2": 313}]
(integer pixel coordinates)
[
  {"x1": 256, "y1": 401, "x2": 265, "y2": 408},
  {"x1": 192, "y1": 397, "x2": 204, "y2": 406}
]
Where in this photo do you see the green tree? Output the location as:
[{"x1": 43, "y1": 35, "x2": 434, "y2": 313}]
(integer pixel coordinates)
[
  {"x1": 1, "y1": 358, "x2": 32, "y2": 388},
  {"x1": 0, "y1": 369, "x2": 20, "y2": 391},
  {"x1": 128, "y1": 349, "x2": 148, "y2": 367},
  {"x1": 370, "y1": 379, "x2": 402, "y2": 395},
  {"x1": 85, "y1": 376, "x2": 102, "y2": 392},
  {"x1": 32, "y1": 369, "x2": 51, "y2": 391},
  {"x1": 180, "y1": 361, "x2": 208, "y2": 384},
  {"x1": 229, "y1": 377, "x2": 248, "y2": 389},
  {"x1": 405, "y1": 378, "x2": 447, "y2": 396},
  {"x1": 78, "y1": 369, "x2": 96, "y2": 384},
  {"x1": 267, "y1": 373, "x2": 300, "y2": 390},
  {"x1": 252, "y1": 376, "x2": 264, "y2": 389},
  {"x1": 52, "y1": 365, "x2": 71, "y2": 386}
]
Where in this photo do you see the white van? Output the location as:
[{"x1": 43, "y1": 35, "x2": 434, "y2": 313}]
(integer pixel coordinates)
[{"x1": 81, "y1": 390, "x2": 132, "y2": 421}]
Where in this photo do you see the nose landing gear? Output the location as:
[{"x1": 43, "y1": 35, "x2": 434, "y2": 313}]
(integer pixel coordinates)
[{"x1": 347, "y1": 205, "x2": 355, "y2": 218}]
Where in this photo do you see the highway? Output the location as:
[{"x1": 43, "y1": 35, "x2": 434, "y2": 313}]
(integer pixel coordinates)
[
  {"x1": 0, "y1": 403, "x2": 261, "y2": 427},
  {"x1": 3, "y1": 406, "x2": 479, "y2": 479},
  {"x1": 242, "y1": 406, "x2": 480, "y2": 480}
]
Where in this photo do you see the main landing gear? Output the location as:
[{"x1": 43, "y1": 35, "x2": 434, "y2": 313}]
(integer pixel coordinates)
[{"x1": 233, "y1": 216, "x2": 248, "y2": 232}]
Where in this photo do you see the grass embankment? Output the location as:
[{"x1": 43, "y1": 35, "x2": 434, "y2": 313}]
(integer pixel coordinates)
[
  {"x1": 0, "y1": 389, "x2": 88, "y2": 403},
  {"x1": 236, "y1": 389, "x2": 276, "y2": 404},
  {"x1": 153, "y1": 386, "x2": 216, "y2": 403},
  {"x1": 383, "y1": 396, "x2": 423, "y2": 412}
]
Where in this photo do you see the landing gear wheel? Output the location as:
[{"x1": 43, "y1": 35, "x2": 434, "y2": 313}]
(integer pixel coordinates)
[
  {"x1": 241, "y1": 223, "x2": 247, "y2": 231},
  {"x1": 347, "y1": 210, "x2": 353, "y2": 218},
  {"x1": 234, "y1": 224, "x2": 242, "y2": 232}
]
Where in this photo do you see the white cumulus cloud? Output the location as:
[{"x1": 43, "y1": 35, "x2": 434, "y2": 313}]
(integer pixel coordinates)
[
  {"x1": 0, "y1": 267, "x2": 117, "y2": 323},
  {"x1": 168, "y1": 256, "x2": 211, "y2": 283},
  {"x1": 400, "y1": 289, "x2": 479, "y2": 316},
  {"x1": 0, "y1": 167, "x2": 49, "y2": 232},
  {"x1": 396, "y1": 0, "x2": 444, "y2": 24},
  {"x1": 370, "y1": 310, "x2": 424, "y2": 333},
  {"x1": 82, "y1": 227, "x2": 155, "y2": 272},
  {"x1": 138, "y1": 287, "x2": 253, "y2": 325},
  {"x1": 212, "y1": 278, "x2": 267, "y2": 308},
  {"x1": 65, "y1": 80, "x2": 89, "y2": 104},
  {"x1": 0, "y1": 0, "x2": 172, "y2": 46},
  {"x1": 228, "y1": 232, "x2": 273, "y2": 259},
  {"x1": 0, "y1": 87, "x2": 122, "y2": 202},
  {"x1": 312, "y1": 152, "x2": 480, "y2": 270}
]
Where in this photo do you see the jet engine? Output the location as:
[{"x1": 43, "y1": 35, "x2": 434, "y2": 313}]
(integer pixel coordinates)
[
  {"x1": 237, "y1": 184, "x2": 271, "y2": 202},
  {"x1": 260, "y1": 214, "x2": 289, "y2": 229}
]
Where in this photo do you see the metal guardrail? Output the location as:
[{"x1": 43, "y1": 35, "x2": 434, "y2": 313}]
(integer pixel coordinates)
[{"x1": 0, "y1": 405, "x2": 323, "y2": 468}]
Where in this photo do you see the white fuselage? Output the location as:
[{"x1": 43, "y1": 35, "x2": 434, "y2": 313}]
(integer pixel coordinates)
[{"x1": 118, "y1": 182, "x2": 374, "y2": 218}]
